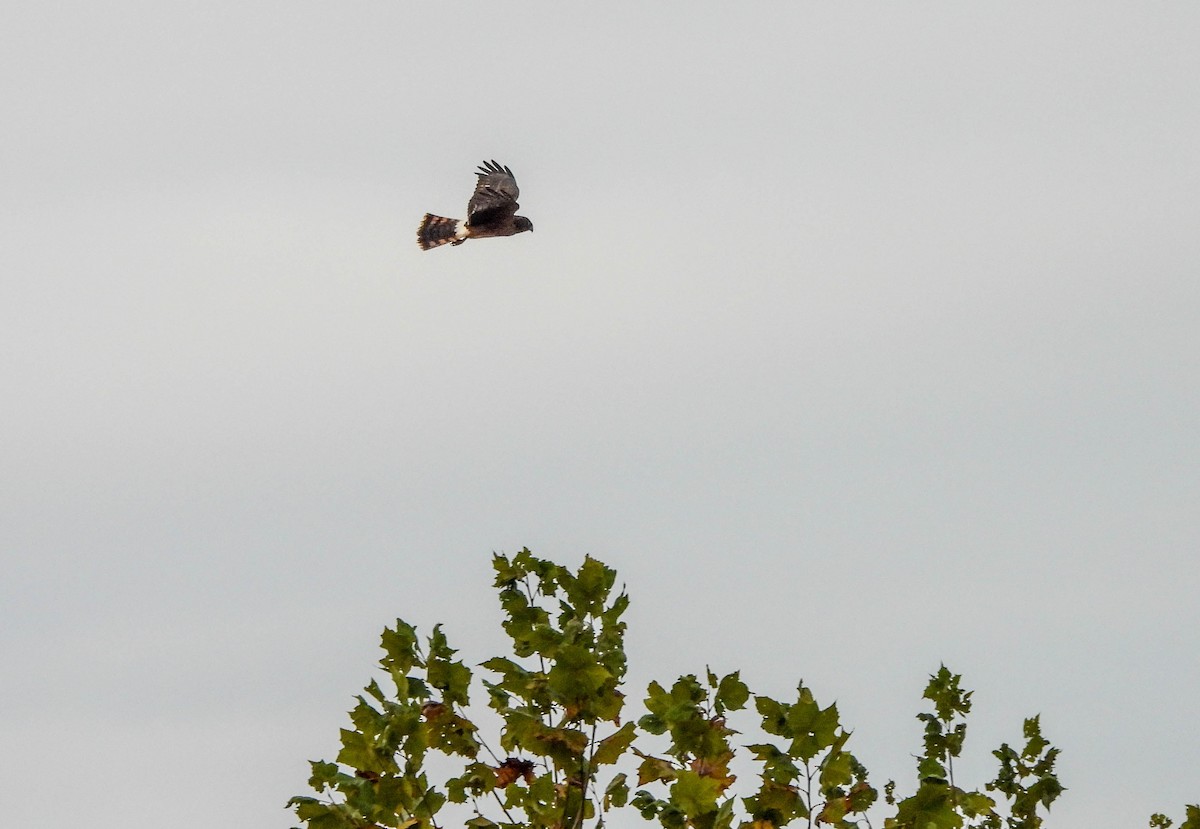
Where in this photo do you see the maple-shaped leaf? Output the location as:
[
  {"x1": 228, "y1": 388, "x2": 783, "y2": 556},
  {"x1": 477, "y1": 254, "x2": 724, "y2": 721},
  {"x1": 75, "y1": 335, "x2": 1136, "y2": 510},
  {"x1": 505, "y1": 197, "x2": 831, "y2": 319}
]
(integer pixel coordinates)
[
  {"x1": 494, "y1": 757, "x2": 536, "y2": 788},
  {"x1": 492, "y1": 553, "x2": 524, "y2": 587},
  {"x1": 756, "y1": 695, "x2": 789, "y2": 736},
  {"x1": 846, "y1": 779, "x2": 878, "y2": 812},
  {"x1": 548, "y1": 644, "x2": 612, "y2": 702},
  {"x1": 817, "y1": 795, "x2": 848, "y2": 825},
  {"x1": 336, "y1": 729, "x2": 384, "y2": 774},
  {"x1": 958, "y1": 790, "x2": 997, "y2": 818},
  {"x1": 888, "y1": 780, "x2": 963, "y2": 829},
  {"x1": 379, "y1": 620, "x2": 422, "y2": 674},
  {"x1": 594, "y1": 722, "x2": 637, "y2": 766},
  {"x1": 715, "y1": 671, "x2": 750, "y2": 713},
  {"x1": 819, "y1": 748, "x2": 853, "y2": 790},
  {"x1": 637, "y1": 754, "x2": 678, "y2": 786},
  {"x1": 558, "y1": 555, "x2": 616, "y2": 615},
  {"x1": 670, "y1": 770, "x2": 723, "y2": 819},
  {"x1": 743, "y1": 779, "x2": 806, "y2": 824},
  {"x1": 690, "y1": 751, "x2": 737, "y2": 793},
  {"x1": 306, "y1": 760, "x2": 340, "y2": 790}
]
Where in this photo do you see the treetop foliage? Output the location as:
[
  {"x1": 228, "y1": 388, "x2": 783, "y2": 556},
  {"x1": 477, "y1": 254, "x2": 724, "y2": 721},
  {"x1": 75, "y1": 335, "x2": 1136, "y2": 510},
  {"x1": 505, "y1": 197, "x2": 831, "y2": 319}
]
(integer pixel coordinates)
[{"x1": 289, "y1": 549, "x2": 1194, "y2": 829}]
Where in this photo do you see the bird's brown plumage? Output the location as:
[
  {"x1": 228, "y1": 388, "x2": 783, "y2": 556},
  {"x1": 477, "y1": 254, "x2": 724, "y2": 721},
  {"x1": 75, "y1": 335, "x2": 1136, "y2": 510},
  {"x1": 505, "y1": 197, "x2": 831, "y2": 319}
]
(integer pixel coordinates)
[{"x1": 417, "y1": 160, "x2": 534, "y2": 250}]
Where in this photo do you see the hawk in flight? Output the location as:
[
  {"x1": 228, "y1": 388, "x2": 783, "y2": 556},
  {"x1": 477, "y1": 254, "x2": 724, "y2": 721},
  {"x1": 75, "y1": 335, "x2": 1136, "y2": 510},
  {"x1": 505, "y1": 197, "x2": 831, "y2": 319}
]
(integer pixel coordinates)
[{"x1": 417, "y1": 160, "x2": 533, "y2": 250}]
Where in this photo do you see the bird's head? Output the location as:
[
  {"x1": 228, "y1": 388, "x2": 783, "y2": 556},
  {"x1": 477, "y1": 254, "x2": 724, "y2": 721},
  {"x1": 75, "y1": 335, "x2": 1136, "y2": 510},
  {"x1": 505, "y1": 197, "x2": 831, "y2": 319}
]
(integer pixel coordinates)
[{"x1": 514, "y1": 216, "x2": 534, "y2": 234}]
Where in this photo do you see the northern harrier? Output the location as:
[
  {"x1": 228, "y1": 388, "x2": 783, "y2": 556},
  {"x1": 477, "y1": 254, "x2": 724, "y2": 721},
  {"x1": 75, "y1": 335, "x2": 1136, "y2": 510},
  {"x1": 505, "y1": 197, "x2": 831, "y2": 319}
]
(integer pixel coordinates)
[{"x1": 417, "y1": 160, "x2": 533, "y2": 250}]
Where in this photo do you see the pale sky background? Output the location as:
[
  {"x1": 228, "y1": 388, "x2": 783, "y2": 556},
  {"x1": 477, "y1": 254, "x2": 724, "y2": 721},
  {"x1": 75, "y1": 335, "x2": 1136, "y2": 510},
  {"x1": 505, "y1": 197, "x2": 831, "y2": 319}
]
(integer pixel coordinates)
[{"x1": 2, "y1": 2, "x2": 1198, "y2": 827}]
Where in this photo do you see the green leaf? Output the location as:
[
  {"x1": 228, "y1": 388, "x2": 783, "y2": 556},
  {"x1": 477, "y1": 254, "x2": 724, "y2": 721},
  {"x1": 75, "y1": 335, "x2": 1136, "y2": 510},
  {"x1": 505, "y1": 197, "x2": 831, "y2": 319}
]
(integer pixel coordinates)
[
  {"x1": 307, "y1": 760, "x2": 340, "y2": 790},
  {"x1": 713, "y1": 795, "x2": 736, "y2": 829},
  {"x1": 426, "y1": 655, "x2": 472, "y2": 707},
  {"x1": 364, "y1": 678, "x2": 387, "y2": 704},
  {"x1": 380, "y1": 620, "x2": 421, "y2": 674},
  {"x1": 819, "y1": 748, "x2": 853, "y2": 790},
  {"x1": 594, "y1": 722, "x2": 638, "y2": 765},
  {"x1": 482, "y1": 657, "x2": 550, "y2": 710},
  {"x1": 525, "y1": 720, "x2": 589, "y2": 768},
  {"x1": 1021, "y1": 715, "x2": 1048, "y2": 759},
  {"x1": 497, "y1": 585, "x2": 551, "y2": 658},
  {"x1": 747, "y1": 743, "x2": 800, "y2": 786},
  {"x1": 959, "y1": 790, "x2": 997, "y2": 818},
  {"x1": 289, "y1": 798, "x2": 358, "y2": 829},
  {"x1": 547, "y1": 644, "x2": 612, "y2": 702},
  {"x1": 605, "y1": 773, "x2": 630, "y2": 809},
  {"x1": 756, "y1": 695, "x2": 789, "y2": 736},
  {"x1": 889, "y1": 781, "x2": 963, "y2": 829},
  {"x1": 423, "y1": 708, "x2": 479, "y2": 758},
  {"x1": 336, "y1": 729, "x2": 379, "y2": 773},
  {"x1": 559, "y1": 555, "x2": 615, "y2": 614},
  {"x1": 923, "y1": 665, "x2": 972, "y2": 723},
  {"x1": 847, "y1": 779, "x2": 878, "y2": 813},
  {"x1": 715, "y1": 672, "x2": 750, "y2": 712},
  {"x1": 637, "y1": 754, "x2": 678, "y2": 786},
  {"x1": 778, "y1": 686, "x2": 840, "y2": 762},
  {"x1": 670, "y1": 770, "x2": 722, "y2": 819},
  {"x1": 347, "y1": 697, "x2": 383, "y2": 735},
  {"x1": 917, "y1": 756, "x2": 947, "y2": 781},
  {"x1": 817, "y1": 795, "x2": 848, "y2": 825},
  {"x1": 743, "y1": 779, "x2": 806, "y2": 824},
  {"x1": 601, "y1": 591, "x2": 630, "y2": 628},
  {"x1": 492, "y1": 552, "x2": 522, "y2": 587},
  {"x1": 631, "y1": 789, "x2": 663, "y2": 819}
]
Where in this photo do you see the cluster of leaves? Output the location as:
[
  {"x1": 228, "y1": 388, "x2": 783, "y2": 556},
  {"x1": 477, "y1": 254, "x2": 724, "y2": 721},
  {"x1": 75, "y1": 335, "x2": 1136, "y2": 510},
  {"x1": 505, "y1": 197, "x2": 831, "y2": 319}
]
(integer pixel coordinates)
[
  {"x1": 744, "y1": 683, "x2": 875, "y2": 829},
  {"x1": 287, "y1": 617, "x2": 480, "y2": 829},
  {"x1": 287, "y1": 618, "x2": 475, "y2": 829},
  {"x1": 1151, "y1": 806, "x2": 1200, "y2": 829},
  {"x1": 288, "y1": 550, "x2": 1191, "y2": 829},
  {"x1": 467, "y1": 550, "x2": 635, "y2": 829},
  {"x1": 882, "y1": 666, "x2": 1063, "y2": 829},
  {"x1": 629, "y1": 670, "x2": 748, "y2": 829},
  {"x1": 289, "y1": 549, "x2": 634, "y2": 829}
]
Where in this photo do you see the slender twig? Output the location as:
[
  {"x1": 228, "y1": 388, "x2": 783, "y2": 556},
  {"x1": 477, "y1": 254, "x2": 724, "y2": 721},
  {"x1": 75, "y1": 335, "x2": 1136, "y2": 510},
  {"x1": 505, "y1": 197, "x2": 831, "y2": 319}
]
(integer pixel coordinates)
[
  {"x1": 521, "y1": 575, "x2": 553, "y2": 726},
  {"x1": 476, "y1": 731, "x2": 504, "y2": 766},
  {"x1": 488, "y1": 787, "x2": 519, "y2": 826},
  {"x1": 587, "y1": 724, "x2": 604, "y2": 816},
  {"x1": 569, "y1": 722, "x2": 599, "y2": 829},
  {"x1": 804, "y1": 761, "x2": 814, "y2": 829},
  {"x1": 947, "y1": 748, "x2": 958, "y2": 813},
  {"x1": 410, "y1": 783, "x2": 443, "y2": 829},
  {"x1": 519, "y1": 572, "x2": 562, "y2": 792},
  {"x1": 469, "y1": 730, "x2": 520, "y2": 824}
]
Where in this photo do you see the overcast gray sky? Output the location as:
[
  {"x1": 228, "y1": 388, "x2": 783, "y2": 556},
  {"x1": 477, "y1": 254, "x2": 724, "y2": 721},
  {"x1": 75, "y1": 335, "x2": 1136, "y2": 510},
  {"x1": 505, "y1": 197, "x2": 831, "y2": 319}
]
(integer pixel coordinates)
[{"x1": 3, "y1": 2, "x2": 1198, "y2": 827}]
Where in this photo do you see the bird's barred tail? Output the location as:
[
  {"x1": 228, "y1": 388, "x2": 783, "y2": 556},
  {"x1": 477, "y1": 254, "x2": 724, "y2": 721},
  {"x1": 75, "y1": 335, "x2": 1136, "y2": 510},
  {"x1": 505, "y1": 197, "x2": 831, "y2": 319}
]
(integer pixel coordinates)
[{"x1": 417, "y1": 214, "x2": 465, "y2": 250}]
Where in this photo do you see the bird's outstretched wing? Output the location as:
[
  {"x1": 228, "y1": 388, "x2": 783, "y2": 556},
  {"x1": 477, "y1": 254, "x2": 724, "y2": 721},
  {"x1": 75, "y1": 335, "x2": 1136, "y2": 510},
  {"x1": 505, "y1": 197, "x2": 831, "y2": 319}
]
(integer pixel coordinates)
[{"x1": 466, "y1": 160, "x2": 520, "y2": 227}]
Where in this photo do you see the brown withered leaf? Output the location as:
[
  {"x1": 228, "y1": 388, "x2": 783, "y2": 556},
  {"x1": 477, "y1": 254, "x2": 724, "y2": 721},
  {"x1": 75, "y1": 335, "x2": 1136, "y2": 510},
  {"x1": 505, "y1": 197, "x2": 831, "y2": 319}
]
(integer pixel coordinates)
[
  {"x1": 354, "y1": 769, "x2": 381, "y2": 782},
  {"x1": 494, "y1": 757, "x2": 536, "y2": 788},
  {"x1": 421, "y1": 701, "x2": 447, "y2": 720}
]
